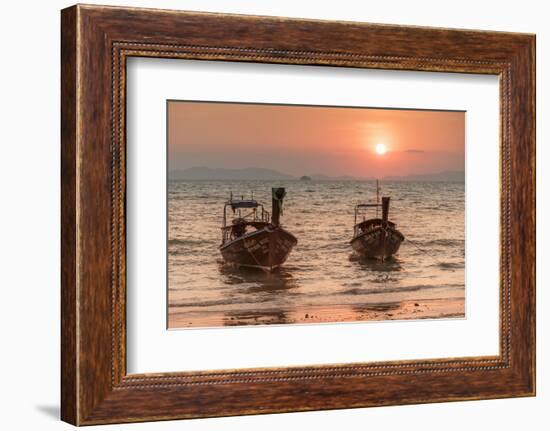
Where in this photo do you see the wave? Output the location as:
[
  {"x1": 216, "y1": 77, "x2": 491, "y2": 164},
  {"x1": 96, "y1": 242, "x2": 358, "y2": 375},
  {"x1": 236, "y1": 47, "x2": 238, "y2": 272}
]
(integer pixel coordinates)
[
  {"x1": 411, "y1": 239, "x2": 464, "y2": 247},
  {"x1": 340, "y1": 283, "x2": 464, "y2": 296},
  {"x1": 168, "y1": 238, "x2": 204, "y2": 246},
  {"x1": 170, "y1": 294, "x2": 284, "y2": 309},
  {"x1": 435, "y1": 262, "x2": 464, "y2": 270}
]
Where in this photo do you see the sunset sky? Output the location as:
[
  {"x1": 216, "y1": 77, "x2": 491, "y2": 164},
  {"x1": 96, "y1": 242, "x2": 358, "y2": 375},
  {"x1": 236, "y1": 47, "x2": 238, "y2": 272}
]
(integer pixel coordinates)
[{"x1": 168, "y1": 101, "x2": 465, "y2": 178}]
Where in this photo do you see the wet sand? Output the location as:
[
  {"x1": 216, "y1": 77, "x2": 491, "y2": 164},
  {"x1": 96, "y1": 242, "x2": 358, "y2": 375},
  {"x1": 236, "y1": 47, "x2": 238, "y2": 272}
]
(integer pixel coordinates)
[{"x1": 168, "y1": 297, "x2": 464, "y2": 329}]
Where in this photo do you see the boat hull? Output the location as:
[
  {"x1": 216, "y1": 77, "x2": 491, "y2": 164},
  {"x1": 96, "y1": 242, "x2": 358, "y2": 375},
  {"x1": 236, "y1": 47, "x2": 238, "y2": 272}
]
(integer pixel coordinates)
[
  {"x1": 220, "y1": 226, "x2": 297, "y2": 270},
  {"x1": 350, "y1": 226, "x2": 404, "y2": 260}
]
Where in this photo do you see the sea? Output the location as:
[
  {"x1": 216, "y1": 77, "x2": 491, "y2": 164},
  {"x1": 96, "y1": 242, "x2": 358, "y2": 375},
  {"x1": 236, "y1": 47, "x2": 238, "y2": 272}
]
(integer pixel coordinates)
[{"x1": 168, "y1": 180, "x2": 465, "y2": 328}]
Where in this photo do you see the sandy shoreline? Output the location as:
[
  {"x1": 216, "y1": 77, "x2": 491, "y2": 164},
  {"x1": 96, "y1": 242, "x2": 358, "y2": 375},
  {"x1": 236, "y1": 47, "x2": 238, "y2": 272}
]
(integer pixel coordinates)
[{"x1": 168, "y1": 297, "x2": 465, "y2": 329}]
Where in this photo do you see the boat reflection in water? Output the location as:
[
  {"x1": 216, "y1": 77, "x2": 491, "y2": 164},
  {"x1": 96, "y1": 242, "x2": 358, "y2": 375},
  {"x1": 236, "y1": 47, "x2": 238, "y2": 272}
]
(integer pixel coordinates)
[
  {"x1": 218, "y1": 263, "x2": 299, "y2": 293},
  {"x1": 219, "y1": 187, "x2": 297, "y2": 271},
  {"x1": 350, "y1": 252, "x2": 403, "y2": 285}
]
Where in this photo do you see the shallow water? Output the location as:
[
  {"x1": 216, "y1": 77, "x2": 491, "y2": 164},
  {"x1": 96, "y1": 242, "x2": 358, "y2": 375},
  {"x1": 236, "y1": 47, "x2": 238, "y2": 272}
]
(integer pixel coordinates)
[{"x1": 168, "y1": 180, "x2": 465, "y2": 328}]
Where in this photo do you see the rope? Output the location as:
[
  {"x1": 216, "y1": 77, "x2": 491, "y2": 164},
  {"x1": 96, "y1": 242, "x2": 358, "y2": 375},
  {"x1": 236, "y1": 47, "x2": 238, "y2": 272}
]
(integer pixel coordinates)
[{"x1": 405, "y1": 237, "x2": 449, "y2": 268}]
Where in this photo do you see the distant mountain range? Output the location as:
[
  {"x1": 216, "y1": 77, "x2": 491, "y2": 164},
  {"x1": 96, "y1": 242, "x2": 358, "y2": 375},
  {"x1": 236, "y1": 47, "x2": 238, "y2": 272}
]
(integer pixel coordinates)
[
  {"x1": 383, "y1": 171, "x2": 465, "y2": 182},
  {"x1": 169, "y1": 167, "x2": 295, "y2": 180},
  {"x1": 169, "y1": 167, "x2": 464, "y2": 182},
  {"x1": 308, "y1": 173, "x2": 363, "y2": 181}
]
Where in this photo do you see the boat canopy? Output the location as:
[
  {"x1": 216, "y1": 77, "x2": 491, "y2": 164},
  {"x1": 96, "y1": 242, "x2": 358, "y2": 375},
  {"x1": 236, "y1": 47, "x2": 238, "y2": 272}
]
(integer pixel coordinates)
[
  {"x1": 356, "y1": 203, "x2": 381, "y2": 208},
  {"x1": 229, "y1": 200, "x2": 260, "y2": 210}
]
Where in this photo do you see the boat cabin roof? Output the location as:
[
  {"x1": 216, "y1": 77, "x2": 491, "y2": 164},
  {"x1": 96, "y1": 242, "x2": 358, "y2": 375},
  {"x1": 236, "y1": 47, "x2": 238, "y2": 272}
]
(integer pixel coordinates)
[
  {"x1": 356, "y1": 203, "x2": 382, "y2": 209},
  {"x1": 228, "y1": 199, "x2": 260, "y2": 210}
]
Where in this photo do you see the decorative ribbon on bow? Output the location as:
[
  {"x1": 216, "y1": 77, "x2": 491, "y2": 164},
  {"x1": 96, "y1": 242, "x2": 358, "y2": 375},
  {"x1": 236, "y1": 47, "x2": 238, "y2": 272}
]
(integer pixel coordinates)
[{"x1": 272, "y1": 187, "x2": 286, "y2": 215}]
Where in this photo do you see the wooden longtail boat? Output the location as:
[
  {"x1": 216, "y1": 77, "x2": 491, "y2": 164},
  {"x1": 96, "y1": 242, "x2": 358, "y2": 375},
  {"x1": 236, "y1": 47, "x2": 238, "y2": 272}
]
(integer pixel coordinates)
[
  {"x1": 350, "y1": 182, "x2": 405, "y2": 260},
  {"x1": 219, "y1": 187, "x2": 297, "y2": 271}
]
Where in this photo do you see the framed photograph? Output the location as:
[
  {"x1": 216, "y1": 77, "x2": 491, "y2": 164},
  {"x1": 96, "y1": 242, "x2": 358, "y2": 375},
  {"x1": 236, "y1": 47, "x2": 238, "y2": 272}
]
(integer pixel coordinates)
[
  {"x1": 61, "y1": 4, "x2": 535, "y2": 425},
  {"x1": 164, "y1": 100, "x2": 467, "y2": 329}
]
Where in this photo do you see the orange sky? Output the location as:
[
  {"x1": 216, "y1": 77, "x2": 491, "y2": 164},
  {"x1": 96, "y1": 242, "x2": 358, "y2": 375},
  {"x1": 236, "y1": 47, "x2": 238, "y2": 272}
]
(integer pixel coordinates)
[{"x1": 168, "y1": 101, "x2": 464, "y2": 178}]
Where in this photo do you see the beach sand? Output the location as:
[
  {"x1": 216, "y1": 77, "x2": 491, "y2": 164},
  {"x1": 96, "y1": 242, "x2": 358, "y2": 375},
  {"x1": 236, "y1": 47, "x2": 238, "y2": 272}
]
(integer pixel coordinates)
[{"x1": 168, "y1": 297, "x2": 465, "y2": 329}]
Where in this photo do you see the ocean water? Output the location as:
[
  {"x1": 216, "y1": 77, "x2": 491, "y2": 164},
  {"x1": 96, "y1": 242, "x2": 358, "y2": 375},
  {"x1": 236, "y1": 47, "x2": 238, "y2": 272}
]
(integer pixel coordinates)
[{"x1": 168, "y1": 180, "x2": 465, "y2": 328}]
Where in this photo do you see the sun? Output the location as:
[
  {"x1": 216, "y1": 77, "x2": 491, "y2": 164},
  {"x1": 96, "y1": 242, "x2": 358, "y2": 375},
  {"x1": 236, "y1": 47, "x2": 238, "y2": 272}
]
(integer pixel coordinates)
[{"x1": 375, "y1": 143, "x2": 387, "y2": 155}]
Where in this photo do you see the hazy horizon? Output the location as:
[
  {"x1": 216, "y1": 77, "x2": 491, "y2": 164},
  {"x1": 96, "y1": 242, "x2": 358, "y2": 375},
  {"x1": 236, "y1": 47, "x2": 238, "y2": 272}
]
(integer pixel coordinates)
[
  {"x1": 168, "y1": 165, "x2": 465, "y2": 181},
  {"x1": 168, "y1": 101, "x2": 465, "y2": 178}
]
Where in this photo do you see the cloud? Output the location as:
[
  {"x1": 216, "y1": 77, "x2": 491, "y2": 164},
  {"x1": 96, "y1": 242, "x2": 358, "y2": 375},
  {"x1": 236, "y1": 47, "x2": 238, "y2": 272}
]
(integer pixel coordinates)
[{"x1": 403, "y1": 149, "x2": 425, "y2": 153}]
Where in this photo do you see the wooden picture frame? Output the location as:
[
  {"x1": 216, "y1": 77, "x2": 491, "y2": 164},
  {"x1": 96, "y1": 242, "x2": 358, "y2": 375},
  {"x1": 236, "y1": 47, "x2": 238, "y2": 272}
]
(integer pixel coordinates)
[{"x1": 61, "y1": 4, "x2": 535, "y2": 425}]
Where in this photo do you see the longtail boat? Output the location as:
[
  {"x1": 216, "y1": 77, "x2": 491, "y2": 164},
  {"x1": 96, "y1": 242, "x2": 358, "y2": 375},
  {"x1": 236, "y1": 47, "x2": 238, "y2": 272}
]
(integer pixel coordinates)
[
  {"x1": 350, "y1": 181, "x2": 405, "y2": 260},
  {"x1": 220, "y1": 187, "x2": 297, "y2": 271}
]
